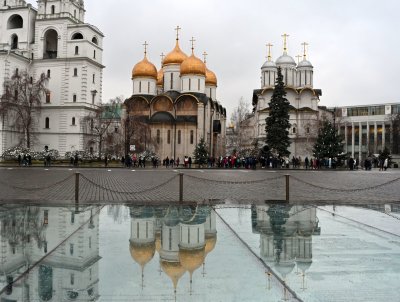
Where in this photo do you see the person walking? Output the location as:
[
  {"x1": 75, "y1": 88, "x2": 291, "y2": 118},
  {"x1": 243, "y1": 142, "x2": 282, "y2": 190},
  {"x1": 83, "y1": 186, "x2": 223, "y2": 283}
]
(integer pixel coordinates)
[
  {"x1": 305, "y1": 157, "x2": 309, "y2": 170},
  {"x1": 383, "y1": 158, "x2": 389, "y2": 171}
]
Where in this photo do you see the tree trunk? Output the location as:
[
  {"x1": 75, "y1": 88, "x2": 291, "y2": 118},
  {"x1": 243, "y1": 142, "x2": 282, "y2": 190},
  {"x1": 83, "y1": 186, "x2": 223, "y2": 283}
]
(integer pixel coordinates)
[{"x1": 26, "y1": 128, "x2": 30, "y2": 149}]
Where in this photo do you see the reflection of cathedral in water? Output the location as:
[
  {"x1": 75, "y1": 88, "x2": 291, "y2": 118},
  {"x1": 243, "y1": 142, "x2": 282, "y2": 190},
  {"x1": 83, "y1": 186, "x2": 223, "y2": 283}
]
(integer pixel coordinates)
[
  {"x1": 128, "y1": 205, "x2": 217, "y2": 294},
  {"x1": 252, "y1": 205, "x2": 320, "y2": 280},
  {"x1": 0, "y1": 205, "x2": 100, "y2": 302}
]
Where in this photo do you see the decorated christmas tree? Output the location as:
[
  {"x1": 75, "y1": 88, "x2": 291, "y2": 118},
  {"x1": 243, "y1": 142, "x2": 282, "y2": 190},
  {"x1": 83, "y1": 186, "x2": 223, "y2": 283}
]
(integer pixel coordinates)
[
  {"x1": 193, "y1": 138, "x2": 208, "y2": 166},
  {"x1": 313, "y1": 120, "x2": 344, "y2": 158},
  {"x1": 265, "y1": 67, "x2": 291, "y2": 157}
]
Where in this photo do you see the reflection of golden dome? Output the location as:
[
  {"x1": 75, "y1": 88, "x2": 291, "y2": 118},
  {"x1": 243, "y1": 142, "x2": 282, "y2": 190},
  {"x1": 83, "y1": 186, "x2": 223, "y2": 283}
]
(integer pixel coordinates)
[
  {"x1": 155, "y1": 232, "x2": 161, "y2": 253},
  {"x1": 157, "y1": 69, "x2": 164, "y2": 86},
  {"x1": 163, "y1": 41, "x2": 188, "y2": 66},
  {"x1": 160, "y1": 260, "x2": 186, "y2": 291},
  {"x1": 129, "y1": 241, "x2": 155, "y2": 267},
  {"x1": 205, "y1": 234, "x2": 217, "y2": 255},
  {"x1": 180, "y1": 54, "x2": 206, "y2": 76},
  {"x1": 205, "y1": 67, "x2": 217, "y2": 86},
  {"x1": 131, "y1": 56, "x2": 158, "y2": 79},
  {"x1": 179, "y1": 247, "x2": 205, "y2": 274}
]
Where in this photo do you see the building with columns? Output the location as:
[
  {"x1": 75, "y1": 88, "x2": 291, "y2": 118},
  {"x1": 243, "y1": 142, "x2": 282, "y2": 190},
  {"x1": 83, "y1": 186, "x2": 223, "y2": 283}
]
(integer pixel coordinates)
[
  {"x1": 125, "y1": 28, "x2": 227, "y2": 161},
  {"x1": 334, "y1": 103, "x2": 400, "y2": 163},
  {"x1": 0, "y1": 0, "x2": 104, "y2": 155},
  {"x1": 251, "y1": 35, "x2": 331, "y2": 159}
]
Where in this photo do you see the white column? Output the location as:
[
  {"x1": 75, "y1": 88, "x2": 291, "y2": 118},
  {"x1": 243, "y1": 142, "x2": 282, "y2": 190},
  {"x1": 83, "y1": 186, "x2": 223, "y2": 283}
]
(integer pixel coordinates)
[{"x1": 351, "y1": 122, "x2": 355, "y2": 158}]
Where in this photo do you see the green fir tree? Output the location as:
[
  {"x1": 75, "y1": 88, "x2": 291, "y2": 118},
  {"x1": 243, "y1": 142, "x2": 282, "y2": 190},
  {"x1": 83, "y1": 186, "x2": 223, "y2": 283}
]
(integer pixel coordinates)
[
  {"x1": 265, "y1": 67, "x2": 291, "y2": 157},
  {"x1": 313, "y1": 120, "x2": 344, "y2": 158},
  {"x1": 193, "y1": 138, "x2": 208, "y2": 166}
]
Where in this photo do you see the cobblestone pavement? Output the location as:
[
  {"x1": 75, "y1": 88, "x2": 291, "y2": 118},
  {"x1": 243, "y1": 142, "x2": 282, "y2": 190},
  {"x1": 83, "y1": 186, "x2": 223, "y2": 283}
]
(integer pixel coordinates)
[{"x1": 0, "y1": 167, "x2": 399, "y2": 204}]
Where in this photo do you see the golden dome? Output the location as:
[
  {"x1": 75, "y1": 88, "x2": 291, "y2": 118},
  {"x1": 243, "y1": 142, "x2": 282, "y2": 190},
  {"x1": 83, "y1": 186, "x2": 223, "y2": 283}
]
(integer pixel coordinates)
[
  {"x1": 163, "y1": 41, "x2": 188, "y2": 66},
  {"x1": 205, "y1": 67, "x2": 217, "y2": 86},
  {"x1": 205, "y1": 234, "x2": 217, "y2": 255},
  {"x1": 180, "y1": 54, "x2": 206, "y2": 76},
  {"x1": 129, "y1": 241, "x2": 155, "y2": 267},
  {"x1": 156, "y1": 69, "x2": 164, "y2": 86},
  {"x1": 160, "y1": 260, "x2": 186, "y2": 290},
  {"x1": 131, "y1": 56, "x2": 158, "y2": 79},
  {"x1": 179, "y1": 247, "x2": 205, "y2": 274}
]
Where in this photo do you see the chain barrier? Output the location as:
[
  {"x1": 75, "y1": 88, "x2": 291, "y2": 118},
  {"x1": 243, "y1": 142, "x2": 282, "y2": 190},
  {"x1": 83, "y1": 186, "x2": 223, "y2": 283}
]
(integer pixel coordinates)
[
  {"x1": 0, "y1": 174, "x2": 74, "y2": 191},
  {"x1": 384, "y1": 212, "x2": 400, "y2": 221},
  {"x1": 185, "y1": 174, "x2": 285, "y2": 185},
  {"x1": 290, "y1": 175, "x2": 400, "y2": 192},
  {"x1": 79, "y1": 173, "x2": 179, "y2": 195}
]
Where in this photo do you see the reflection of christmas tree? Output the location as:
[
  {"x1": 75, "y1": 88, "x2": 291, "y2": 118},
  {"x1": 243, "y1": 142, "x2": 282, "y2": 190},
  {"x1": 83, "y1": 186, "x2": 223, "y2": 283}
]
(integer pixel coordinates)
[{"x1": 267, "y1": 205, "x2": 292, "y2": 263}]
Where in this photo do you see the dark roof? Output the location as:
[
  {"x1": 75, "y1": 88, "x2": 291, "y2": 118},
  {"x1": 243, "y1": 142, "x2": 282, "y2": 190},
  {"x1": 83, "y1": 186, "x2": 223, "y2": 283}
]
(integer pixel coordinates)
[
  {"x1": 150, "y1": 112, "x2": 175, "y2": 123},
  {"x1": 176, "y1": 115, "x2": 197, "y2": 123}
]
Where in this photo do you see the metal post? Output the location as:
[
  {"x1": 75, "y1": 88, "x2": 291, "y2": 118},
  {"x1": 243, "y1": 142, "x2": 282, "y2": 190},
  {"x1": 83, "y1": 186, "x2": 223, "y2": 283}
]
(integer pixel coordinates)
[
  {"x1": 179, "y1": 173, "x2": 184, "y2": 203},
  {"x1": 285, "y1": 174, "x2": 290, "y2": 202},
  {"x1": 75, "y1": 172, "x2": 80, "y2": 203}
]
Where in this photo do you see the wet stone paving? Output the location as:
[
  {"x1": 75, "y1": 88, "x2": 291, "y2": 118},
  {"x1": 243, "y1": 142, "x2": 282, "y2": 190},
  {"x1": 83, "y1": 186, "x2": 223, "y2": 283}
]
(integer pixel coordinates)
[{"x1": 0, "y1": 167, "x2": 400, "y2": 301}]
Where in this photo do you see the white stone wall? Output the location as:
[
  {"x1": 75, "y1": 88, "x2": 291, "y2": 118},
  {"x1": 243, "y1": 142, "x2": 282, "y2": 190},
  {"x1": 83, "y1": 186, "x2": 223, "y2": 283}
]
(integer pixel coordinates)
[{"x1": 180, "y1": 74, "x2": 205, "y2": 93}]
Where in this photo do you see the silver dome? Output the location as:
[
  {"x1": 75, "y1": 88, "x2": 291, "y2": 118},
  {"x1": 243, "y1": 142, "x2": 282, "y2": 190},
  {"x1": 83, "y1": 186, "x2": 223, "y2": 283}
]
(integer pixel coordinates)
[
  {"x1": 298, "y1": 59, "x2": 313, "y2": 68},
  {"x1": 261, "y1": 60, "x2": 277, "y2": 70},
  {"x1": 276, "y1": 54, "x2": 296, "y2": 66}
]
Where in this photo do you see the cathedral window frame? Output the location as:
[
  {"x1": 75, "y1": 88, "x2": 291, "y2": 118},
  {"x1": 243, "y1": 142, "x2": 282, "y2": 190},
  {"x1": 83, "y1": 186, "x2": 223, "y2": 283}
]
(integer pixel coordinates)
[
  {"x1": 170, "y1": 73, "x2": 173, "y2": 90},
  {"x1": 167, "y1": 130, "x2": 171, "y2": 144},
  {"x1": 147, "y1": 81, "x2": 150, "y2": 93},
  {"x1": 156, "y1": 129, "x2": 161, "y2": 144},
  {"x1": 47, "y1": 69, "x2": 51, "y2": 78},
  {"x1": 45, "y1": 117, "x2": 50, "y2": 129},
  {"x1": 71, "y1": 32, "x2": 84, "y2": 40},
  {"x1": 72, "y1": 117, "x2": 76, "y2": 126},
  {"x1": 43, "y1": 28, "x2": 59, "y2": 59},
  {"x1": 51, "y1": 5, "x2": 55, "y2": 15},
  {"x1": 178, "y1": 130, "x2": 181, "y2": 144},
  {"x1": 198, "y1": 79, "x2": 200, "y2": 91},
  {"x1": 92, "y1": 73, "x2": 95, "y2": 84},
  {"x1": 189, "y1": 78, "x2": 191, "y2": 90},
  {"x1": 75, "y1": 46, "x2": 79, "y2": 55},
  {"x1": 73, "y1": 94, "x2": 77, "y2": 102},
  {"x1": 45, "y1": 91, "x2": 51, "y2": 103},
  {"x1": 93, "y1": 50, "x2": 96, "y2": 59},
  {"x1": 92, "y1": 37, "x2": 98, "y2": 45},
  {"x1": 73, "y1": 68, "x2": 78, "y2": 77},
  {"x1": 10, "y1": 34, "x2": 18, "y2": 50},
  {"x1": 190, "y1": 130, "x2": 194, "y2": 144}
]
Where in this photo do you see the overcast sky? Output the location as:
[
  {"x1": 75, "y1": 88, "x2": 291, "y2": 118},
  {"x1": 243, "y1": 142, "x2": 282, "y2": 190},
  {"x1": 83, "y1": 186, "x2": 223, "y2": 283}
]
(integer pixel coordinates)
[{"x1": 29, "y1": 0, "x2": 400, "y2": 118}]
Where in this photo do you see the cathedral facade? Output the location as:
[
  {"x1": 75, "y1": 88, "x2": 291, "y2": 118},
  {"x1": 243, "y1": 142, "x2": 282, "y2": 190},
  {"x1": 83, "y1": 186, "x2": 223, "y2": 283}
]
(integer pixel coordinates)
[
  {"x1": 125, "y1": 30, "x2": 227, "y2": 162},
  {"x1": 251, "y1": 35, "x2": 331, "y2": 159},
  {"x1": 0, "y1": 0, "x2": 104, "y2": 155}
]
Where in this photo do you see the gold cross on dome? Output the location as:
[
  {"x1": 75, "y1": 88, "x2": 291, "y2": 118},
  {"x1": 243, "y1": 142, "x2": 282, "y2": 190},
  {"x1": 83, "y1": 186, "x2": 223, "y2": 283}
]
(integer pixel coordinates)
[
  {"x1": 190, "y1": 37, "x2": 196, "y2": 53},
  {"x1": 160, "y1": 52, "x2": 165, "y2": 63},
  {"x1": 175, "y1": 25, "x2": 181, "y2": 40},
  {"x1": 266, "y1": 43, "x2": 273, "y2": 61},
  {"x1": 301, "y1": 42, "x2": 309, "y2": 59},
  {"x1": 281, "y1": 33, "x2": 289, "y2": 53},
  {"x1": 203, "y1": 51, "x2": 208, "y2": 63},
  {"x1": 143, "y1": 41, "x2": 148, "y2": 56}
]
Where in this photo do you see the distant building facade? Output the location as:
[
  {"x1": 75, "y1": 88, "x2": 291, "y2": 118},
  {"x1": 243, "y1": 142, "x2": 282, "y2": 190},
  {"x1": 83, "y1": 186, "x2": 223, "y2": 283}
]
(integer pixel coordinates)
[
  {"x1": 0, "y1": 0, "x2": 104, "y2": 155},
  {"x1": 125, "y1": 30, "x2": 227, "y2": 161},
  {"x1": 334, "y1": 103, "x2": 400, "y2": 163}
]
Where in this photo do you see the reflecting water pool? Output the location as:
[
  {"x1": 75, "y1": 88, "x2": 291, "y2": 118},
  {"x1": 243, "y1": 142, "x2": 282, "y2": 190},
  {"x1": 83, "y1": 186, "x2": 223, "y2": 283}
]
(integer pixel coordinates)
[{"x1": 0, "y1": 203, "x2": 399, "y2": 301}]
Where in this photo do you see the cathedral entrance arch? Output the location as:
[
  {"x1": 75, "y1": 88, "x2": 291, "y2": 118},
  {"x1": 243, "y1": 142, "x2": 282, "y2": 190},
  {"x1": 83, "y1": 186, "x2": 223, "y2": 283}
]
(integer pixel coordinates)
[{"x1": 43, "y1": 29, "x2": 58, "y2": 59}]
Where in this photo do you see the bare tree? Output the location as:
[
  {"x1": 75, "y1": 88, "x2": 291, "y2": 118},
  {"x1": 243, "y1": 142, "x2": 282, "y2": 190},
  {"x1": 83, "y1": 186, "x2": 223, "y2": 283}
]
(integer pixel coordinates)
[
  {"x1": 124, "y1": 117, "x2": 154, "y2": 156},
  {"x1": 82, "y1": 96, "x2": 123, "y2": 157},
  {"x1": 0, "y1": 71, "x2": 49, "y2": 148},
  {"x1": 229, "y1": 97, "x2": 251, "y2": 154}
]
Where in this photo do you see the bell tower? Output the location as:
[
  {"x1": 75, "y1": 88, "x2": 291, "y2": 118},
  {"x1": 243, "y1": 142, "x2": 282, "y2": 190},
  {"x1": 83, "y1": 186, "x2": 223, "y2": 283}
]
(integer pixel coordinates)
[{"x1": 37, "y1": 0, "x2": 85, "y2": 23}]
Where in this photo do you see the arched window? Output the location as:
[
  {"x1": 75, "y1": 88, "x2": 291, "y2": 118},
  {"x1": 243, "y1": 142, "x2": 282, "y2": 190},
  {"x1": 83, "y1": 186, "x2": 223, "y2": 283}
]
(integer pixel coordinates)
[
  {"x1": 45, "y1": 117, "x2": 50, "y2": 129},
  {"x1": 156, "y1": 130, "x2": 161, "y2": 144},
  {"x1": 167, "y1": 130, "x2": 171, "y2": 144},
  {"x1": 190, "y1": 130, "x2": 194, "y2": 144},
  {"x1": 178, "y1": 130, "x2": 181, "y2": 144},
  {"x1": 93, "y1": 50, "x2": 96, "y2": 59},
  {"x1": 73, "y1": 94, "x2": 77, "y2": 102},
  {"x1": 74, "y1": 46, "x2": 79, "y2": 55},
  {"x1": 72, "y1": 117, "x2": 75, "y2": 125},
  {"x1": 47, "y1": 69, "x2": 51, "y2": 78},
  {"x1": 11, "y1": 34, "x2": 18, "y2": 50},
  {"x1": 7, "y1": 14, "x2": 23, "y2": 29},
  {"x1": 43, "y1": 29, "x2": 58, "y2": 59},
  {"x1": 71, "y1": 32, "x2": 83, "y2": 40},
  {"x1": 73, "y1": 68, "x2": 78, "y2": 76},
  {"x1": 51, "y1": 5, "x2": 55, "y2": 14},
  {"x1": 92, "y1": 37, "x2": 98, "y2": 45}
]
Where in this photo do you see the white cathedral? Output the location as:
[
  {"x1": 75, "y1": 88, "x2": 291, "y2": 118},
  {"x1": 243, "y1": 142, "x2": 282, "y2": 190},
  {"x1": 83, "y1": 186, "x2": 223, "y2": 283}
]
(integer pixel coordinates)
[
  {"x1": 251, "y1": 35, "x2": 331, "y2": 159},
  {"x1": 0, "y1": 0, "x2": 104, "y2": 155}
]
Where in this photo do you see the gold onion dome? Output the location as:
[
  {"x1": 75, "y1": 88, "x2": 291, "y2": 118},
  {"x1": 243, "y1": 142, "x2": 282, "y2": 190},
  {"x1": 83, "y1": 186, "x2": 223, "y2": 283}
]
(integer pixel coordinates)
[
  {"x1": 205, "y1": 67, "x2": 217, "y2": 86},
  {"x1": 157, "y1": 69, "x2": 164, "y2": 86},
  {"x1": 163, "y1": 41, "x2": 188, "y2": 66},
  {"x1": 160, "y1": 260, "x2": 186, "y2": 291},
  {"x1": 129, "y1": 241, "x2": 156, "y2": 267},
  {"x1": 131, "y1": 56, "x2": 158, "y2": 79},
  {"x1": 179, "y1": 247, "x2": 205, "y2": 274},
  {"x1": 180, "y1": 53, "x2": 206, "y2": 76}
]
